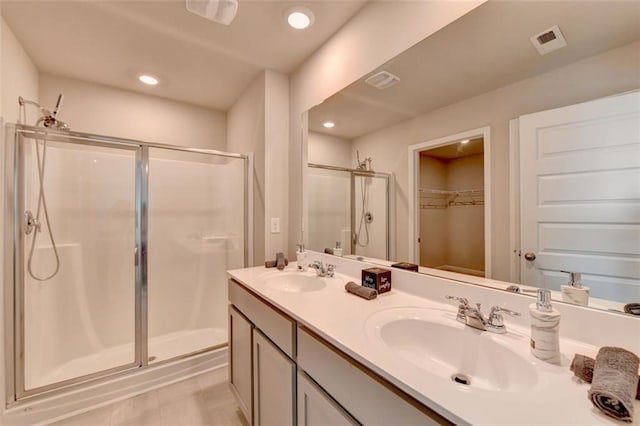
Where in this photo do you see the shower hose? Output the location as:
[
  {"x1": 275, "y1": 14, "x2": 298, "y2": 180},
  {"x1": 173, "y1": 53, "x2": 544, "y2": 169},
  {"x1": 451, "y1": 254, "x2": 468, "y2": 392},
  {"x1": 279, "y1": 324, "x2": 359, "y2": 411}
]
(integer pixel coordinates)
[
  {"x1": 356, "y1": 176, "x2": 370, "y2": 247},
  {"x1": 25, "y1": 116, "x2": 61, "y2": 281}
]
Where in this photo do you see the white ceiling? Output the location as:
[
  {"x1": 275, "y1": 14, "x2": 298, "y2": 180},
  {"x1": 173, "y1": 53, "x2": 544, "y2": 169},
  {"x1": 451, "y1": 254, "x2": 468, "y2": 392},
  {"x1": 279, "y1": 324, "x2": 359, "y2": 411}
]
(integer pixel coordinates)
[
  {"x1": 2, "y1": 0, "x2": 368, "y2": 111},
  {"x1": 310, "y1": 0, "x2": 640, "y2": 139}
]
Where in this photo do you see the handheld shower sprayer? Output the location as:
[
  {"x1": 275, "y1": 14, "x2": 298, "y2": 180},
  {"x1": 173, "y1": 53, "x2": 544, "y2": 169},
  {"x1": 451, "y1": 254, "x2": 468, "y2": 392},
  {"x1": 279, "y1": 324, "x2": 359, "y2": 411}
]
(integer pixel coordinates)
[
  {"x1": 18, "y1": 94, "x2": 69, "y2": 281},
  {"x1": 354, "y1": 150, "x2": 374, "y2": 248}
]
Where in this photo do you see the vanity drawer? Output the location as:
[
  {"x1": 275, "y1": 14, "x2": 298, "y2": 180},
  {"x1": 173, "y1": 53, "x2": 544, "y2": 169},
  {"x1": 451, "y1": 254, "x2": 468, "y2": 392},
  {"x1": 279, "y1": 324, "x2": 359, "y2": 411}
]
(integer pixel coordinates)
[
  {"x1": 229, "y1": 279, "x2": 296, "y2": 357},
  {"x1": 297, "y1": 327, "x2": 450, "y2": 426}
]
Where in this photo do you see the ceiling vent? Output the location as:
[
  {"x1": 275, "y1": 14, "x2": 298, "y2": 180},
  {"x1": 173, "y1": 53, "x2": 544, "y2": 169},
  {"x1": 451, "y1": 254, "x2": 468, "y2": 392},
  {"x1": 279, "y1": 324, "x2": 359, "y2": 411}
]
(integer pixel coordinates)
[
  {"x1": 365, "y1": 71, "x2": 400, "y2": 90},
  {"x1": 530, "y1": 25, "x2": 567, "y2": 55},
  {"x1": 186, "y1": 0, "x2": 239, "y2": 26}
]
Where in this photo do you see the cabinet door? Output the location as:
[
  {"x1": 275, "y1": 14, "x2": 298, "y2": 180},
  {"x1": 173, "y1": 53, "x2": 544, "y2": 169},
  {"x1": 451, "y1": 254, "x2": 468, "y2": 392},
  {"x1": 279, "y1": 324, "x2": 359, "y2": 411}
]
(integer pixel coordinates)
[
  {"x1": 297, "y1": 371, "x2": 359, "y2": 426},
  {"x1": 253, "y1": 329, "x2": 295, "y2": 426},
  {"x1": 229, "y1": 306, "x2": 253, "y2": 424}
]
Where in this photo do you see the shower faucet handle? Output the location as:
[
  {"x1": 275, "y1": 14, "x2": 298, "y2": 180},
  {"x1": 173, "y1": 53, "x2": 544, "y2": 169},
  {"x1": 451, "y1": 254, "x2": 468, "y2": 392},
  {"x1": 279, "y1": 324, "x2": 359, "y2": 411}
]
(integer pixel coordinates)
[{"x1": 24, "y1": 210, "x2": 41, "y2": 235}]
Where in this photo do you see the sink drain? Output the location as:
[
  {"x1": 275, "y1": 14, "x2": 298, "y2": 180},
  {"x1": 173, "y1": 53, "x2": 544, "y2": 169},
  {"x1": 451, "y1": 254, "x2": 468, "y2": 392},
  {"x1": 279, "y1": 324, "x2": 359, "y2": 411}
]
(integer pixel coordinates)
[{"x1": 451, "y1": 373, "x2": 471, "y2": 386}]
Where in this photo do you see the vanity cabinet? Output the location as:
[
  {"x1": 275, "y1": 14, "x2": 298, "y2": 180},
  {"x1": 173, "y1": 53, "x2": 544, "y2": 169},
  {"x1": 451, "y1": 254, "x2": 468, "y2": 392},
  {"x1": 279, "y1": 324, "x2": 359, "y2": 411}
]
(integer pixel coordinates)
[
  {"x1": 297, "y1": 370, "x2": 358, "y2": 426},
  {"x1": 229, "y1": 306, "x2": 253, "y2": 423},
  {"x1": 297, "y1": 327, "x2": 446, "y2": 426},
  {"x1": 228, "y1": 278, "x2": 448, "y2": 426},
  {"x1": 253, "y1": 329, "x2": 296, "y2": 425},
  {"x1": 229, "y1": 279, "x2": 296, "y2": 425}
]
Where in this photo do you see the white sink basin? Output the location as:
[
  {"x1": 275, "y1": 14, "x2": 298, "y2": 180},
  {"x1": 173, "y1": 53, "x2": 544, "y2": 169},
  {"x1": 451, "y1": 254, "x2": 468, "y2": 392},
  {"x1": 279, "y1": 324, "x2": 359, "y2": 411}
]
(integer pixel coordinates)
[
  {"x1": 365, "y1": 307, "x2": 539, "y2": 392},
  {"x1": 259, "y1": 270, "x2": 343, "y2": 293}
]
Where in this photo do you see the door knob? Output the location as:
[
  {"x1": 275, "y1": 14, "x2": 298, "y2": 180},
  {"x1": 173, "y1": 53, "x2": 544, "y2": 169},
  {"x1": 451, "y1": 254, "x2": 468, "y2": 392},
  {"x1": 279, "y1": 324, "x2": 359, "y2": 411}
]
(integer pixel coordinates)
[{"x1": 524, "y1": 252, "x2": 536, "y2": 261}]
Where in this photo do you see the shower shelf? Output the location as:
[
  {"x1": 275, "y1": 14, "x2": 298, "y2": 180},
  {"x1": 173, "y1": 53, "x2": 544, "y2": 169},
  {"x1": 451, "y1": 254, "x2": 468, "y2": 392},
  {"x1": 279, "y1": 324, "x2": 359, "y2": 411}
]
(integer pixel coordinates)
[{"x1": 419, "y1": 188, "x2": 484, "y2": 209}]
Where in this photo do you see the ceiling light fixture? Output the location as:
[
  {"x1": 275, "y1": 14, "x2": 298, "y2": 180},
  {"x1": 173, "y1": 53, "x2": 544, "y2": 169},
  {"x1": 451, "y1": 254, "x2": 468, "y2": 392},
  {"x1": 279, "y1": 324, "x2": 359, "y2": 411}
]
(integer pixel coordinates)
[
  {"x1": 138, "y1": 74, "x2": 159, "y2": 86},
  {"x1": 322, "y1": 121, "x2": 335, "y2": 129},
  {"x1": 460, "y1": 139, "x2": 470, "y2": 144},
  {"x1": 287, "y1": 7, "x2": 314, "y2": 29}
]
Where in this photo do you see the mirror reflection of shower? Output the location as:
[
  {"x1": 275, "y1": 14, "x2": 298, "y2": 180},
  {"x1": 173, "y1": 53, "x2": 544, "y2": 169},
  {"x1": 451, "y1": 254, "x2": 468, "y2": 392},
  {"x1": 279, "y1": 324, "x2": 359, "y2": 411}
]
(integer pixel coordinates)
[
  {"x1": 19, "y1": 94, "x2": 70, "y2": 281},
  {"x1": 306, "y1": 162, "x2": 392, "y2": 260},
  {"x1": 355, "y1": 151, "x2": 373, "y2": 248}
]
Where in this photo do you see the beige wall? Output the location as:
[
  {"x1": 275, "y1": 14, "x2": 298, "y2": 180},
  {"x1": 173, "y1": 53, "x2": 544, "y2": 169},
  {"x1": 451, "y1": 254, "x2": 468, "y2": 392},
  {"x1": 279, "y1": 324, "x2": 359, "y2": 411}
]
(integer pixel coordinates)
[
  {"x1": 445, "y1": 154, "x2": 484, "y2": 272},
  {"x1": 227, "y1": 69, "x2": 289, "y2": 265},
  {"x1": 263, "y1": 70, "x2": 289, "y2": 260},
  {"x1": 289, "y1": 1, "x2": 486, "y2": 255},
  {"x1": 1, "y1": 18, "x2": 39, "y2": 123},
  {"x1": 308, "y1": 131, "x2": 352, "y2": 168},
  {"x1": 227, "y1": 72, "x2": 266, "y2": 265},
  {"x1": 39, "y1": 73, "x2": 227, "y2": 149},
  {"x1": 419, "y1": 156, "x2": 446, "y2": 267},
  {"x1": 352, "y1": 41, "x2": 640, "y2": 281}
]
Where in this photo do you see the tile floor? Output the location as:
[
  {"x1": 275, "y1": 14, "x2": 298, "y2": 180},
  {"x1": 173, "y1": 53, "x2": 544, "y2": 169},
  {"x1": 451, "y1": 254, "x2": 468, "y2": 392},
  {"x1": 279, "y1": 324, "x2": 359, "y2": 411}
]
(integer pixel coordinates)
[{"x1": 51, "y1": 367, "x2": 248, "y2": 426}]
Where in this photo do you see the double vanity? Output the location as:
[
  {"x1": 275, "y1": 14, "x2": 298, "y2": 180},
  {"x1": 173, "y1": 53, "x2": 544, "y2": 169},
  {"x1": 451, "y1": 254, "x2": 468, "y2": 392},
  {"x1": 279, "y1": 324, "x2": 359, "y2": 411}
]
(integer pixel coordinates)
[{"x1": 228, "y1": 252, "x2": 640, "y2": 425}]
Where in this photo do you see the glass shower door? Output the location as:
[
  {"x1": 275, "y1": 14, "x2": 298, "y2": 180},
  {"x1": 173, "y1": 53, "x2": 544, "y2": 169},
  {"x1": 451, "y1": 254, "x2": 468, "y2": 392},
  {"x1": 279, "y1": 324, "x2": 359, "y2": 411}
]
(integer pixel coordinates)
[
  {"x1": 352, "y1": 171, "x2": 390, "y2": 260},
  {"x1": 147, "y1": 147, "x2": 246, "y2": 363},
  {"x1": 17, "y1": 134, "x2": 140, "y2": 395},
  {"x1": 306, "y1": 167, "x2": 351, "y2": 255}
]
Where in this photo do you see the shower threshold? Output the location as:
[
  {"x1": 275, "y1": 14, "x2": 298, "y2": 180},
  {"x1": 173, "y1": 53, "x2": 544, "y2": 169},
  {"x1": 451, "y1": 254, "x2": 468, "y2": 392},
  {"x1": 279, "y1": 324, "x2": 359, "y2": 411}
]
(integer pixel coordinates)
[{"x1": 26, "y1": 327, "x2": 226, "y2": 391}]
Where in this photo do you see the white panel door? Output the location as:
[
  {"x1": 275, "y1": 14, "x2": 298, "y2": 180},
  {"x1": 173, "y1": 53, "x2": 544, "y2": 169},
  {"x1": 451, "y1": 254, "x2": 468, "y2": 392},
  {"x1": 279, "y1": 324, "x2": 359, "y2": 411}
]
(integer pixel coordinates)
[{"x1": 519, "y1": 91, "x2": 640, "y2": 301}]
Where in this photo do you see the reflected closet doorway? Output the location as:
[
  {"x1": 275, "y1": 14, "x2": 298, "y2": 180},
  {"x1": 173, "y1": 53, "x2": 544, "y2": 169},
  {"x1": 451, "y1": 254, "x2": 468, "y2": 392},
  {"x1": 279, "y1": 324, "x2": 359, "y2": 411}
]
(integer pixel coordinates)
[{"x1": 408, "y1": 127, "x2": 492, "y2": 277}]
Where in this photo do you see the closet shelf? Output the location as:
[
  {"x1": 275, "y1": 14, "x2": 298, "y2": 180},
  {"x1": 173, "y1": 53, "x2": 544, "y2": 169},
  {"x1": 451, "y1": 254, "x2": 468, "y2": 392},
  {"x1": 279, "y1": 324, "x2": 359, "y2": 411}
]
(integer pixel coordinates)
[{"x1": 419, "y1": 188, "x2": 484, "y2": 209}]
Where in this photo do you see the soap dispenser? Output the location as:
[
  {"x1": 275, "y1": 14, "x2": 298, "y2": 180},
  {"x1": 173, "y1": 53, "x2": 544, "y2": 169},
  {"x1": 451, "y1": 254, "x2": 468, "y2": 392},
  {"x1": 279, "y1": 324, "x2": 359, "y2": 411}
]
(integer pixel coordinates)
[
  {"x1": 530, "y1": 289, "x2": 561, "y2": 364},
  {"x1": 561, "y1": 272, "x2": 589, "y2": 306},
  {"x1": 334, "y1": 241, "x2": 343, "y2": 257},
  {"x1": 296, "y1": 244, "x2": 308, "y2": 272}
]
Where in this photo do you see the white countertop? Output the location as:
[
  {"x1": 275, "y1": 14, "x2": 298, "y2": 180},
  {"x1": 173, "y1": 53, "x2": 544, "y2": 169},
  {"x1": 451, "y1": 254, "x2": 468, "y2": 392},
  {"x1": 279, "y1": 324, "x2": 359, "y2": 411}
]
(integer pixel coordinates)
[{"x1": 228, "y1": 260, "x2": 640, "y2": 425}]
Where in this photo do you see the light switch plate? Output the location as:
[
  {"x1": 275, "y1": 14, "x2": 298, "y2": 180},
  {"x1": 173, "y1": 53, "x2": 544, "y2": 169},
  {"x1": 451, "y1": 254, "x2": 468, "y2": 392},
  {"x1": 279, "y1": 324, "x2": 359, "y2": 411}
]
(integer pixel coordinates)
[{"x1": 270, "y1": 217, "x2": 280, "y2": 234}]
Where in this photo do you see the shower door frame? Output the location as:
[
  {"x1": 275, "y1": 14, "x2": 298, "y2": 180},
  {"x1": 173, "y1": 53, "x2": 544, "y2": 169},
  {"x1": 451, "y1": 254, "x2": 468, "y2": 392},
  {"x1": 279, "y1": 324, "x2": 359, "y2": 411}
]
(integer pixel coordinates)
[
  {"x1": 350, "y1": 169, "x2": 392, "y2": 260},
  {"x1": 3, "y1": 124, "x2": 250, "y2": 405},
  {"x1": 306, "y1": 163, "x2": 393, "y2": 260}
]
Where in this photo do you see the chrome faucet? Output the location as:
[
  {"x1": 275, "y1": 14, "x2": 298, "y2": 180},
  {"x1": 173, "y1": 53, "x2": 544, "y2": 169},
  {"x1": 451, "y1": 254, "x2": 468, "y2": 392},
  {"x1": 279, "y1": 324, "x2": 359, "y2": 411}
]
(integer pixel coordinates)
[
  {"x1": 309, "y1": 261, "x2": 335, "y2": 277},
  {"x1": 445, "y1": 295, "x2": 521, "y2": 334}
]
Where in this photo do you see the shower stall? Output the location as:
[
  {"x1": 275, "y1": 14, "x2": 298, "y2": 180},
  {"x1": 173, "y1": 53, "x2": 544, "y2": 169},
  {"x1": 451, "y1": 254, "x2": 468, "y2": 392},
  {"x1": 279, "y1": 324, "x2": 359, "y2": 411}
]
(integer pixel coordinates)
[
  {"x1": 306, "y1": 163, "x2": 392, "y2": 260},
  {"x1": 3, "y1": 124, "x2": 249, "y2": 403}
]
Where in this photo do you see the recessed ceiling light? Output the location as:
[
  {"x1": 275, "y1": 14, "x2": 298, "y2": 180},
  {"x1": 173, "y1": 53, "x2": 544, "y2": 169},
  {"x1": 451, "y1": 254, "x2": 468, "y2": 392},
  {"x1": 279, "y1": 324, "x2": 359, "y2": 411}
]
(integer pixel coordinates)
[
  {"x1": 138, "y1": 74, "x2": 159, "y2": 86},
  {"x1": 322, "y1": 121, "x2": 335, "y2": 129},
  {"x1": 287, "y1": 7, "x2": 314, "y2": 29},
  {"x1": 460, "y1": 139, "x2": 470, "y2": 144}
]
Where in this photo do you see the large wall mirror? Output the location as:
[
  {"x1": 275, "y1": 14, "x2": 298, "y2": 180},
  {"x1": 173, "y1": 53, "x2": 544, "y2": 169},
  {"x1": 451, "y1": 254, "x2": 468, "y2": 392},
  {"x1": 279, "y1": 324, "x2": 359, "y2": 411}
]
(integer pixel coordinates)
[{"x1": 302, "y1": 0, "x2": 640, "y2": 313}]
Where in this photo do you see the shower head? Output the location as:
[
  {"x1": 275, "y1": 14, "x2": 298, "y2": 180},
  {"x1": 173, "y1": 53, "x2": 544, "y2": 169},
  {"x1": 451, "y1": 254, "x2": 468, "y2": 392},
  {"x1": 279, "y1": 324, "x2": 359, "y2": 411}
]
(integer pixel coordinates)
[
  {"x1": 23, "y1": 94, "x2": 70, "y2": 130},
  {"x1": 52, "y1": 94, "x2": 64, "y2": 118}
]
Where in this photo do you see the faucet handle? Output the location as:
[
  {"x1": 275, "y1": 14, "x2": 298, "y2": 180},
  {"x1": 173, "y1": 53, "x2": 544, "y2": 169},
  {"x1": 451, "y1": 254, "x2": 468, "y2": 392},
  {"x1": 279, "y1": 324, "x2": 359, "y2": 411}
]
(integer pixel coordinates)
[
  {"x1": 490, "y1": 306, "x2": 521, "y2": 317},
  {"x1": 326, "y1": 264, "x2": 335, "y2": 277},
  {"x1": 487, "y1": 306, "x2": 521, "y2": 332},
  {"x1": 445, "y1": 295, "x2": 468, "y2": 306}
]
